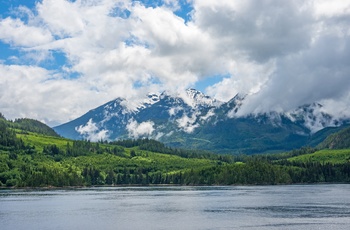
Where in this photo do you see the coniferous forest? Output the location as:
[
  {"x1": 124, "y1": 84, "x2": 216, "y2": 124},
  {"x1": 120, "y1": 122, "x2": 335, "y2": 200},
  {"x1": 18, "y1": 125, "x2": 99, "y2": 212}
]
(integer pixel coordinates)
[{"x1": 1, "y1": 114, "x2": 350, "y2": 188}]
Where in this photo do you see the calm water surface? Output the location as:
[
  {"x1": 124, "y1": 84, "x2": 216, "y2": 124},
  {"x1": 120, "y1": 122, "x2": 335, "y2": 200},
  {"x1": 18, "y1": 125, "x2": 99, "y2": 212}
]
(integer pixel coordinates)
[{"x1": 0, "y1": 184, "x2": 350, "y2": 230}]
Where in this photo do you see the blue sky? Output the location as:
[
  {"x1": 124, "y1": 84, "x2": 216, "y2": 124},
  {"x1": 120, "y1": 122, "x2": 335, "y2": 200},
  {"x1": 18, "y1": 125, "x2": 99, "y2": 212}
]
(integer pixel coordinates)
[{"x1": 1, "y1": 0, "x2": 350, "y2": 126}]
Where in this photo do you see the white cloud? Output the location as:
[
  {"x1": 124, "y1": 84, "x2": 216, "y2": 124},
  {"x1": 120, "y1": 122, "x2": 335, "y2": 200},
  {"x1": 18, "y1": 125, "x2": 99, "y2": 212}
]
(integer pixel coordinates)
[
  {"x1": 237, "y1": 21, "x2": 350, "y2": 115},
  {"x1": 126, "y1": 119, "x2": 155, "y2": 138},
  {"x1": 192, "y1": 0, "x2": 314, "y2": 62},
  {"x1": 0, "y1": 17, "x2": 53, "y2": 47},
  {"x1": 206, "y1": 60, "x2": 275, "y2": 101},
  {"x1": 0, "y1": 64, "x2": 103, "y2": 126},
  {"x1": 314, "y1": 0, "x2": 350, "y2": 17},
  {"x1": 0, "y1": 0, "x2": 350, "y2": 125},
  {"x1": 200, "y1": 109, "x2": 215, "y2": 122},
  {"x1": 75, "y1": 119, "x2": 109, "y2": 141},
  {"x1": 36, "y1": 0, "x2": 87, "y2": 37},
  {"x1": 198, "y1": 0, "x2": 350, "y2": 118},
  {"x1": 319, "y1": 92, "x2": 350, "y2": 121},
  {"x1": 168, "y1": 106, "x2": 183, "y2": 116},
  {"x1": 176, "y1": 112, "x2": 200, "y2": 133}
]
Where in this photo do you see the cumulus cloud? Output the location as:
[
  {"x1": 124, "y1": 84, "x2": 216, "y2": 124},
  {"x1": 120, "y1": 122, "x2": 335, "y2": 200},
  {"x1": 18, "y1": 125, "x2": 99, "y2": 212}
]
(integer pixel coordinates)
[
  {"x1": 319, "y1": 92, "x2": 350, "y2": 122},
  {"x1": 76, "y1": 119, "x2": 110, "y2": 141},
  {"x1": 0, "y1": 64, "x2": 103, "y2": 126},
  {"x1": 206, "y1": 60, "x2": 275, "y2": 101},
  {"x1": 237, "y1": 3, "x2": 350, "y2": 115},
  {"x1": 0, "y1": 17, "x2": 53, "y2": 47},
  {"x1": 192, "y1": 0, "x2": 314, "y2": 62},
  {"x1": 197, "y1": 0, "x2": 350, "y2": 118},
  {"x1": 126, "y1": 119, "x2": 155, "y2": 138},
  {"x1": 0, "y1": 0, "x2": 350, "y2": 125}
]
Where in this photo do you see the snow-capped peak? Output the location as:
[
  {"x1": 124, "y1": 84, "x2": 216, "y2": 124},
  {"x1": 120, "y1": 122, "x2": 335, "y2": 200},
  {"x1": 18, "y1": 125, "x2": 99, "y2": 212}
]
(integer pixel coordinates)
[
  {"x1": 119, "y1": 92, "x2": 161, "y2": 113},
  {"x1": 183, "y1": 88, "x2": 222, "y2": 108},
  {"x1": 227, "y1": 93, "x2": 246, "y2": 117}
]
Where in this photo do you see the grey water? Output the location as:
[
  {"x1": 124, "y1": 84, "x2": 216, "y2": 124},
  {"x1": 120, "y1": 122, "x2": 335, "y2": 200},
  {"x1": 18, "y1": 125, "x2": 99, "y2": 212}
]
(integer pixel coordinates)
[{"x1": 0, "y1": 184, "x2": 350, "y2": 230}]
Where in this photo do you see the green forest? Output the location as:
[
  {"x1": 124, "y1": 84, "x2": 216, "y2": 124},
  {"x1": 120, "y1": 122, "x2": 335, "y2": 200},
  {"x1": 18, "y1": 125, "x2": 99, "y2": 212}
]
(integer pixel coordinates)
[{"x1": 0, "y1": 114, "x2": 350, "y2": 187}]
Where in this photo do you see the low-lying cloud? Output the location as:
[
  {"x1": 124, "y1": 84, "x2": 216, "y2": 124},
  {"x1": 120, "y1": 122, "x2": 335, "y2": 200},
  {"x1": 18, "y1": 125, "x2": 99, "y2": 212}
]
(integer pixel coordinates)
[
  {"x1": 76, "y1": 119, "x2": 110, "y2": 141},
  {"x1": 176, "y1": 112, "x2": 200, "y2": 133},
  {"x1": 126, "y1": 119, "x2": 155, "y2": 138}
]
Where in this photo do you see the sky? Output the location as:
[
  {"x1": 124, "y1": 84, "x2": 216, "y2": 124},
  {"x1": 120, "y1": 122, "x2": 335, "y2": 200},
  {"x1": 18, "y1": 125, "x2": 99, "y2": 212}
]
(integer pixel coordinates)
[{"x1": 0, "y1": 0, "x2": 350, "y2": 126}]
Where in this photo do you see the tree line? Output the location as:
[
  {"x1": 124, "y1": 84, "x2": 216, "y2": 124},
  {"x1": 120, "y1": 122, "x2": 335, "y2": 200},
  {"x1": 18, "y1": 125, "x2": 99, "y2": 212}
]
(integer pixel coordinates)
[{"x1": 1, "y1": 116, "x2": 350, "y2": 187}]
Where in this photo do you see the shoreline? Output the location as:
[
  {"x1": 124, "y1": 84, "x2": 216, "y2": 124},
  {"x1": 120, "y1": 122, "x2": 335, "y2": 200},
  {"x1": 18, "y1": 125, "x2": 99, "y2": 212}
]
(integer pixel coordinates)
[{"x1": 1, "y1": 182, "x2": 348, "y2": 190}]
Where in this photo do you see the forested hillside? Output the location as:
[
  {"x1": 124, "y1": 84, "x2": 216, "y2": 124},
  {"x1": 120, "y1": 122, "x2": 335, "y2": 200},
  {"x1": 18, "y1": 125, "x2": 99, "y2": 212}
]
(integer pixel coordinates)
[
  {"x1": 318, "y1": 126, "x2": 350, "y2": 149},
  {"x1": 1, "y1": 115, "x2": 350, "y2": 187},
  {"x1": 12, "y1": 118, "x2": 60, "y2": 137},
  {"x1": 0, "y1": 113, "x2": 59, "y2": 137}
]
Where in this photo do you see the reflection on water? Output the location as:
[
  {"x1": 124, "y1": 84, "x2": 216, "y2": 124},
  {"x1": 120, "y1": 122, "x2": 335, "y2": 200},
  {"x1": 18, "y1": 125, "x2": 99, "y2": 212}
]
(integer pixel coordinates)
[{"x1": 1, "y1": 185, "x2": 350, "y2": 230}]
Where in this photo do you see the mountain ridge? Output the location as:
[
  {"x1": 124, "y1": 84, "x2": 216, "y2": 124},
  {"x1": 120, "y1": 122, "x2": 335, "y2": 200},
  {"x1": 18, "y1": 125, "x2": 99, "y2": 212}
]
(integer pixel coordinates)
[{"x1": 54, "y1": 89, "x2": 348, "y2": 154}]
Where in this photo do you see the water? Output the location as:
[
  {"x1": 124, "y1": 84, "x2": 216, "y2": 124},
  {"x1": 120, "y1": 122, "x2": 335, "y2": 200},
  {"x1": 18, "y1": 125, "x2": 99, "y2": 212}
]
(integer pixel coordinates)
[{"x1": 0, "y1": 184, "x2": 350, "y2": 230}]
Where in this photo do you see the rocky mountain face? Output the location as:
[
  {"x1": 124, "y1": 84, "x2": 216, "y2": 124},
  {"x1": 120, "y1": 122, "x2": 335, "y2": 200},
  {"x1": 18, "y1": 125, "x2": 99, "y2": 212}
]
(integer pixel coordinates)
[{"x1": 54, "y1": 89, "x2": 347, "y2": 154}]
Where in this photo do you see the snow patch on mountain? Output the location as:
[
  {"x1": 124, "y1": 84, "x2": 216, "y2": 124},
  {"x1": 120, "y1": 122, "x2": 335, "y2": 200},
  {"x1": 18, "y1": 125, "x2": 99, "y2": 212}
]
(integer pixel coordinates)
[
  {"x1": 184, "y1": 88, "x2": 223, "y2": 108},
  {"x1": 160, "y1": 88, "x2": 223, "y2": 109},
  {"x1": 227, "y1": 93, "x2": 246, "y2": 118},
  {"x1": 116, "y1": 93, "x2": 161, "y2": 114}
]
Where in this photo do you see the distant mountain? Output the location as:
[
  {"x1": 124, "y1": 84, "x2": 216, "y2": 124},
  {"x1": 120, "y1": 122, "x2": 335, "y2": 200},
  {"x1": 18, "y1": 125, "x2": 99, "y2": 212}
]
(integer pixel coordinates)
[{"x1": 54, "y1": 89, "x2": 349, "y2": 154}]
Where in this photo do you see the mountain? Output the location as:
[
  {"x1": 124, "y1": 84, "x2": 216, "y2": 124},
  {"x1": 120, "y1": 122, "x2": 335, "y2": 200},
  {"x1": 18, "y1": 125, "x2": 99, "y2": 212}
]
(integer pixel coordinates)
[{"x1": 54, "y1": 89, "x2": 348, "y2": 154}]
